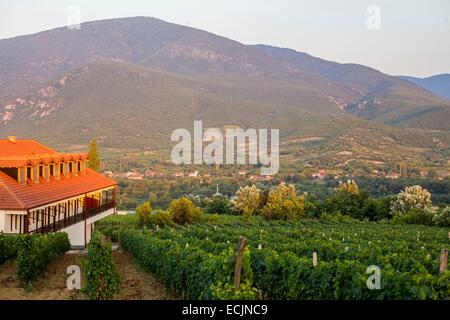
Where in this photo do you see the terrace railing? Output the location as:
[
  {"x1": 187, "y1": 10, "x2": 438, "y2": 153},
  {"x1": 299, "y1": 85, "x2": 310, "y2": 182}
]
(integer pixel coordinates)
[{"x1": 30, "y1": 202, "x2": 115, "y2": 234}]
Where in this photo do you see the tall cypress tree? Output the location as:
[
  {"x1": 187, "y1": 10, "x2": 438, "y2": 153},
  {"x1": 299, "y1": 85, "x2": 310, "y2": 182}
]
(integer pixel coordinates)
[{"x1": 87, "y1": 139, "x2": 101, "y2": 172}]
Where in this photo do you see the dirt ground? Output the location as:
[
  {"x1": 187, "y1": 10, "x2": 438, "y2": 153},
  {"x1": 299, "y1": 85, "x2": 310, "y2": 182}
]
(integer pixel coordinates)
[{"x1": 0, "y1": 249, "x2": 178, "y2": 300}]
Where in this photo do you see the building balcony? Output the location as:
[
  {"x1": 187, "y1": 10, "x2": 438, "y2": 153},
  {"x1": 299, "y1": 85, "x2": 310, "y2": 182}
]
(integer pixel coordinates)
[{"x1": 30, "y1": 201, "x2": 115, "y2": 234}]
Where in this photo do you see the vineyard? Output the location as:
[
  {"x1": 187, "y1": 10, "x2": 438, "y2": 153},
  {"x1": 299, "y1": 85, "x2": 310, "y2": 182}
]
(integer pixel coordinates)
[{"x1": 99, "y1": 215, "x2": 450, "y2": 300}]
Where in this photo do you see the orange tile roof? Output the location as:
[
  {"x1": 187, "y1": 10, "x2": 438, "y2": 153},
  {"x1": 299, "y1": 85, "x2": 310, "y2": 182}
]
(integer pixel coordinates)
[
  {"x1": 0, "y1": 139, "x2": 115, "y2": 210},
  {"x1": 0, "y1": 138, "x2": 89, "y2": 168},
  {"x1": 0, "y1": 153, "x2": 89, "y2": 168},
  {"x1": 0, "y1": 168, "x2": 116, "y2": 210},
  {"x1": 0, "y1": 139, "x2": 56, "y2": 156}
]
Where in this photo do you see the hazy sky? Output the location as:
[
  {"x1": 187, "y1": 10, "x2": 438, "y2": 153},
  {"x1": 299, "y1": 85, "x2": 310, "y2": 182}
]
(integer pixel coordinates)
[{"x1": 0, "y1": 0, "x2": 449, "y2": 77}]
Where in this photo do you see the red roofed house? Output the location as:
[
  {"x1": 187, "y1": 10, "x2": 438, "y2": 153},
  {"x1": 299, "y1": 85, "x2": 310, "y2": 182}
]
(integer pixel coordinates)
[{"x1": 0, "y1": 137, "x2": 117, "y2": 248}]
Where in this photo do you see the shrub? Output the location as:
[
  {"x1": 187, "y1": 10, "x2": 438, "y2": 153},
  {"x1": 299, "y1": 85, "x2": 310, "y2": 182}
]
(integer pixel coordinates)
[
  {"x1": 150, "y1": 209, "x2": 174, "y2": 227},
  {"x1": 16, "y1": 232, "x2": 70, "y2": 283},
  {"x1": 323, "y1": 188, "x2": 367, "y2": 220},
  {"x1": 136, "y1": 201, "x2": 153, "y2": 225},
  {"x1": 204, "y1": 196, "x2": 233, "y2": 215},
  {"x1": 0, "y1": 233, "x2": 18, "y2": 265},
  {"x1": 432, "y1": 207, "x2": 450, "y2": 227},
  {"x1": 261, "y1": 183, "x2": 306, "y2": 220},
  {"x1": 391, "y1": 185, "x2": 432, "y2": 216},
  {"x1": 232, "y1": 185, "x2": 262, "y2": 216},
  {"x1": 392, "y1": 208, "x2": 434, "y2": 226},
  {"x1": 337, "y1": 180, "x2": 360, "y2": 195},
  {"x1": 82, "y1": 232, "x2": 121, "y2": 300},
  {"x1": 169, "y1": 197, "x2": 202, "y2": 225},
  {"x1": 368, "y1": 196, "x2": 395, "y2": 221}
]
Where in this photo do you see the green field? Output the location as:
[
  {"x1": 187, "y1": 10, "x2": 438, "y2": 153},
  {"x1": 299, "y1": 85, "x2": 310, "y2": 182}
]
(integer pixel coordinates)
[{"x1": 98, "y1": 214, "x2": 450, "y2": 299}]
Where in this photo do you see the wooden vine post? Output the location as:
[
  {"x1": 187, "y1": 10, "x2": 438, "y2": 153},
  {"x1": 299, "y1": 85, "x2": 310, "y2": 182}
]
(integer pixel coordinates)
[
  {"x1": 234, "y1": 236, "x2": 248, "y2": 289},
  {"x1": 439, "y1": 249, "x2": 448, "y2": 274}
]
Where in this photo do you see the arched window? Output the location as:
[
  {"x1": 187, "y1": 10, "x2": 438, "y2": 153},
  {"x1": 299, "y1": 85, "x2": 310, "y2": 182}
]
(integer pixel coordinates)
[{"x1": 27, "y1": 166, "x2": 32, "y2": 181}]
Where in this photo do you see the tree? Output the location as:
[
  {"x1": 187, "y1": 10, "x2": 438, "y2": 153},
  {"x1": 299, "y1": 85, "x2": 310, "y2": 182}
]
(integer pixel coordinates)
[
  {"x1": 87, "y1": 139, "x2": 101, "y2": 172},
  {"x1": 337, "y1": 180, "x2": 360, "y2": 195},
  {"x1": 136, "y1": 201, "x2": 153, "y2": 225},
  {"x1": 231, "y1": 185, "x2": 262, "y2": 216},
  {"x1": 169, "y1": 197, "x2": 202, "y2": 224},
  {"x1": 432, "y1": 207, "x2": 450, "y2": 227},
  {"x1": 391, "y1": 185, "x2": 432, "y2": 216},
  {"x1": 204, "y1": 196, "x2": 233, "y2": 215},
  {"x1": 261, "y1": 183, "x2": 306, "y2": 220}
]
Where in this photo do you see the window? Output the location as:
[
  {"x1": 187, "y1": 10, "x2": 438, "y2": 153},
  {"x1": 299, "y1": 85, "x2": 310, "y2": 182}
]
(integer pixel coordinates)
[
  {"x1": 27, "y1": 166, "x2": 32, "y2": 181},
  {"x1": 69, "y1": 162, "x2": 73, "y2": 173},
  {"x1": 60, "y1": 163, "x2": 64, "y2": 176},
  {"x1": 39, "y1": 165, "x2": 44, "y2": 178},
  {"x1": 50, "y1": 164, "x2": 55, "y2": 176},
  {"x1": 78, "y1": 161, "x2": 82, "y2": 173}
]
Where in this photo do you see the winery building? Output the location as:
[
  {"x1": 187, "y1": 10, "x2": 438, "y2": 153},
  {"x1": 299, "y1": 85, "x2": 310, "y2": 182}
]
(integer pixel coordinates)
[{"x1": 0, "y1": 136, "x2": 116, "y2": 247}]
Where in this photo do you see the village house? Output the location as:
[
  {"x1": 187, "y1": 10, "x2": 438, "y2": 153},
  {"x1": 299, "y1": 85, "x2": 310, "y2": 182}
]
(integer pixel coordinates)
[
  {"x1": 126, "y1": 171, "x2": 144, "y2": 180},
  {"x1": 312, "y1": 169, "x2": 327, "y2": 179},
  {"x1": 103, "y1": 170, "x2": 114, "y2": 178},
  {"x1": 386, "y1": 172, "x2": 399, "y2": 179},
  {"x1": 0, "y1": 137, "x2": 117, "y2": 248},
  {"x1": 188, "y1": 170, "x2": 198, "y2": 177},
  {"x1": 173, "y1": 171, "x2": 184, "y2": 178},
  {"x1": 145, "y1": 170, "x2": 158, "y2": 178},
  {"x1": 249, "y1": 175, "x2": 274, "y2": 182}
]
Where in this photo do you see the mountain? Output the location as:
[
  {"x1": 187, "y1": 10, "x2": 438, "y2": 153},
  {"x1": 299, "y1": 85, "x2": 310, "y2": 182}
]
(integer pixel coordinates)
[
  {"x1": 399, "y1": 74, "x2": 450, "y2": 100},
  {"x1": 253, "y1": 45, "x2": 450, "y2": 129},
  {"x1": 0, "y1": 17, "x2": 350, "y2": 104},
  {"x1": 0, "y1": 59, "x2": 367, "y2": 147},
  {"x1": 0, "y1": 17, "x2": 448, "y2": 167},
  {"x1": 1, "y1": 17, "x2": 449, "y2": 130}
]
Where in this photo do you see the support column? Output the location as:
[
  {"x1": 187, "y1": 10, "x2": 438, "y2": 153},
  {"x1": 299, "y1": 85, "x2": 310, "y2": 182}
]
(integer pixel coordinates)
[
  {"x1": 113, "y1": 186, "x2": 117, "y2": 214},
  {"x1": 64, "y1": 202, "x2": 67, "y2": 228},
  {"x1": 83, "y1": 194, "x2": 87, "y2": 248},
  {"x1": 24, "y1": 211, "x2": 29, "y2": 234},
  {"x1": 52, "y1": 206, "x2": 56, "y2": 232}
]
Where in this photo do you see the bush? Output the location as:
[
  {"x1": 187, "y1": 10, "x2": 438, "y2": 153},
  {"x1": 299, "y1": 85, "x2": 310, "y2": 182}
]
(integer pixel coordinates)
[
  {"x1": 391, "y1": 185, "x2": 432, "y2": 216},
  {"x1": 232, "y1": 185, "x2": 262, "y2": 216},
  {"x1": 432, "y1": 207, "x2": 450, "y2": 227},
  {"x1": 392, "y1": 208, "x2": 434, "y2": 226},
  {"x1": 150, "y1": 209, "x2": 174, "y2": 227},
  {"x1": 261, "y1": 183, "x2": 306, "y2": 220},
  {"x1": 16, "y1": 232, "x2": 70, "y2": 283},
  {"x1": 136, "y1": 201, "x2": 153, "y2": 226},
  {"x1": 169, "y1": 197, "x2": 202, "y2": 225},
  {"x1": 337, "y1": 180, "x2": 360, "y2": 195},
  {"x1": 367, "y1": 196, "x2": 395, "y2": 221},
  {"x1": 0, "y1": 233, "x2": 18, "y2": 265},
  {"x1": 204, "y1": 196, "x2": 233, "y2": 215},
  {"x1": 323, "y1": 188, "x2": 368, "y2": 220},
  {"x1": 82, "y1": 232, "x2": 121, "y2": 300}
]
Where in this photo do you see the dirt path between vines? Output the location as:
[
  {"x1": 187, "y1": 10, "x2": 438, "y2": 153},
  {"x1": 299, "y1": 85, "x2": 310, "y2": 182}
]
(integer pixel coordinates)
[{"x1": 0, "y1": 249, "x2": 178, "y2": 300}]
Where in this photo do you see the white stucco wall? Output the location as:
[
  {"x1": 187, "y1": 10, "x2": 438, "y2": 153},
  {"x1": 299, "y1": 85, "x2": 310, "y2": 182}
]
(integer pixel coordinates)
[
  {"x1": 0, "y1": 210, "x2": 28, "y2": 233},
  {"x1": 62, "y1": 208, "x2": 114, "y2": 247},
  {"x1": 0, "y1": 211, "x2": 5, "y2": 232}
]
